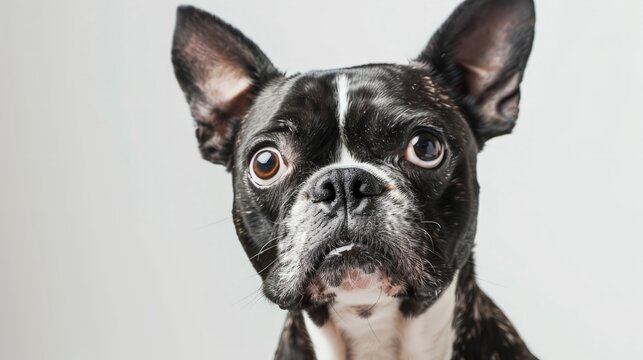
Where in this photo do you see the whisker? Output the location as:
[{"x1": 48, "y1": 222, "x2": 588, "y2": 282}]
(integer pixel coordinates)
[
  {"x1": 475, "y1": 275, "x2": 509, "y2": 288},
  {"x1": 367, "y1": 286, "x2": 383, "y2": 313},
  {"x1": 329, "y1": 302, "x2": 347, "y2": 325},
  {"x1": 249, "y1": 234, "x2": 286, "y2": 260},
  {"x1": 257, "y1": 256, "x2": 280, "y2": 275},
  {"x1": 191, "y1": 216, "x2": 233, "y2": 230},
  {"x1": 249, "y1": 244, "x2": 280, "y2": 261},
  {"x1": 421, "y1": 220, "x2": 443, "y2": 229},
  {"x1": 365, "y1": 287, "x2": 383, "y2": 346},
  {"x1": 235, "y1": 284, "x2": 265, "y2": 309}
]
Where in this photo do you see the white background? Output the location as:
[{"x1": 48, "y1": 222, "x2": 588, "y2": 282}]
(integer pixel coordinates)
[{"x1": 1, "y1": 0, "x2": 642, "y2": 359}]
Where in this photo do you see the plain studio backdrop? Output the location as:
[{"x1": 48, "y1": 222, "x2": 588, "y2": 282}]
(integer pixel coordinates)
[{"x1": 1, "y1": 0, "x2": 642, "y2": 359}]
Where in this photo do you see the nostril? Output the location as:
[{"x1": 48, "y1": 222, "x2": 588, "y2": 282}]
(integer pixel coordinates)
[
  {"x1": 312, "y1": 178, "x2": 336, "y2": 203},
  {"x1": 353, "y1": 175, "x2": 384, "y2": 198},
  {"x1": 353, "y1": 180, "x2": 367, "y2": 199}
]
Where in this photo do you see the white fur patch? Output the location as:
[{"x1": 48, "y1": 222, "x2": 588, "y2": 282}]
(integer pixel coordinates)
[
  {"x1": 336, "y1": 75, "x2": 349, "y2": 129},
  {"x1": 305, "y1": 273, "x2": 458, "y2": 360},
  {"x1": 304, "y1": 312, "x2": 346, "y2": 360},
  {"x1": 336, "y1": 75, "x2": 353, "y2": 164},
  {"x1": 338, "y1": 145, "x2": 356, "y2": 165},
  {"x1": 399, "y1": 273, "x2": 457, "y2": 360}
]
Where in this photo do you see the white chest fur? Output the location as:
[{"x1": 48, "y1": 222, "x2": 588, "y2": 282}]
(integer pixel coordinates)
[{"x1": 304, "y1": 274, "x2": 457, "y2": 360}]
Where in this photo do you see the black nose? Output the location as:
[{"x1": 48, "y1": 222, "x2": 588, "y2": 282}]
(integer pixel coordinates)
[{"x1": 310, "y1": 167, "x2": 384, "y2": 216}]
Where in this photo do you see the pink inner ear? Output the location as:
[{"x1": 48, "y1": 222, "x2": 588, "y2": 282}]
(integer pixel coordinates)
[
  {"x1": 172, "y1": 5, "x2": 280, "y2": 165},
  {"x1": 203, "y1": 65, "x2": 252, "y2": 110},
  {"x1": 454, "y1": 6, "x2": 519, "y2": 98},
  {"x1": 478, "y1": 73, "x2": 520, "y2": 123},
  {"x1": 181, "y1": 32, "x2": 253, "y2": 121}
]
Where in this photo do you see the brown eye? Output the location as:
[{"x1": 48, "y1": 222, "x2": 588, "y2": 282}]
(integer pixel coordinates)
[
  {"x1": 249, "y1": 147, "x2": 287, "y2": 187},
  {"x1": 404, "y1": 132, "x2": 445, "y2": 168}
]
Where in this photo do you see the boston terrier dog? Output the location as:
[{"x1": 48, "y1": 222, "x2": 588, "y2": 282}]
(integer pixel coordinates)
[{"x1": 171, "y1": 0, "x2": 536, "y2": 358}]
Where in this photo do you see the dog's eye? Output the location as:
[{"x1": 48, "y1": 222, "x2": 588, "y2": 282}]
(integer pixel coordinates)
[
  {"x1": 249, "y1": 147, "x2": 287, "y2": 187},
  {"x1": 404, "y1": 132, "x2": 445, "y2": 169}
]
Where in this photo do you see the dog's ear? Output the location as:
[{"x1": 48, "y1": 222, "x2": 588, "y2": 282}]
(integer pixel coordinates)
[
  {"x1": 172, "y1": 6, "x2": 281, "y2": 167},
  {"x1": 417, "y1": 0, "x2": 535, "y2": 144}
]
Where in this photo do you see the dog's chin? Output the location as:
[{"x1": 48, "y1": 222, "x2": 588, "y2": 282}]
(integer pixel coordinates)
[{"x1": 304, "y1": 243, "x2": 409, "y2": 306}]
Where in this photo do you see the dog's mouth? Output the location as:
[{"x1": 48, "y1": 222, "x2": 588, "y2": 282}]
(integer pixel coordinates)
[
  {"x1": 300, "y1": 241, "x2": 407, "y2": 308},
  {"x1": 306, "y1": 240, "x2": 408, "y2": 297}
]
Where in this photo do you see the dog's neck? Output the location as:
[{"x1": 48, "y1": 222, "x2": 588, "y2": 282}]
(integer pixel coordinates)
[
  {"x1": 275, "y1": 258, "x2": 535, "y2": 360},
  {"x1": 303, "y1": 275, "x2": 457, "y2": 360}
]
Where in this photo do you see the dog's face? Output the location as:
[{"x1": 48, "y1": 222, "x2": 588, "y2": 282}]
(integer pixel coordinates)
[
  {"x1": 172, "y1": 0, "x2": 534, "y2": 313},
  {"x1": 231, "y1": 66, "x2": 481, "y2": 311}
]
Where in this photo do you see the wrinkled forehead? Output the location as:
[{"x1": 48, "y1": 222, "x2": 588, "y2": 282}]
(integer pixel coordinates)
[{"x1": 241, "y1": 64, "x2": 468, "y2": 158}]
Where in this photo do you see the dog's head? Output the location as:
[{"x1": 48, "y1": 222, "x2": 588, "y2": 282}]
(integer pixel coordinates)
[{"x1": 171, "y1": 0, "x2": 535, "y2": 313}]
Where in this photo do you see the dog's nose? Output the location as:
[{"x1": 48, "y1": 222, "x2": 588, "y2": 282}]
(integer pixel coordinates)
[{"x1": 310, "y1": 168, "x2": 384, "y2": 216}]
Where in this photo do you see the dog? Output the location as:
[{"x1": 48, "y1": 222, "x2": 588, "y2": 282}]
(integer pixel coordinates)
[{"x1": 171, "y1": 0, "x2": 536, "y2": 358}]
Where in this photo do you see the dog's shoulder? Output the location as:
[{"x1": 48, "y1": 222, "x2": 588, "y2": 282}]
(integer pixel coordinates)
[
  {"x1": 274, "y1": 311, "x2": 316, "y2": 360},
  {"x1": 452, "y1": 264, "x2": 538, "y2": 360}
]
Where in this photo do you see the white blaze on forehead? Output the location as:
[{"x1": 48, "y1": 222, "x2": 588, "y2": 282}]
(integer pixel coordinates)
[
  {"x1": 338, "y1": 146, "x2": 356, "y2": 165},
  {"x1": 336, "y1": 74, "x2": 354, "y2": 164},
  {"x1": 336, "y1": 74, "x2": 350, "y2": 128}
]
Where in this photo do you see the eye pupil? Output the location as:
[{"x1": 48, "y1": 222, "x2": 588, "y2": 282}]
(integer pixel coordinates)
[
  {"x1": 253, "y1": 150, "x2": 280, "y2": 179},
  {"x1": 404, "y1": 131, "x2": 445, "y2": 169},
  {"x1": 412, "y1": 134, "x2": 442, "y2": 161}
]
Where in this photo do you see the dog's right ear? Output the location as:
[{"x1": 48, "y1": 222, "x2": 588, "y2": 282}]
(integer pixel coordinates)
[{"x1": 172, "y1": 6, "x2": 281, "y2": 168}]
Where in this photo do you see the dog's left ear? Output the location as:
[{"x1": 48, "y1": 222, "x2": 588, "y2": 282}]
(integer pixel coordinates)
[
  {"x1": 172, "y1": 6, "x2": 281, "y2": 168},
  {"x1": 417, "y1": 0, "x2": 535, "y2": 144}
]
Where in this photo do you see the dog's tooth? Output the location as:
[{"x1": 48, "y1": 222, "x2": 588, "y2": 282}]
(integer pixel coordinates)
[{"x1": 326, "y1": 243, "x2": 355, "y2": 258}]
